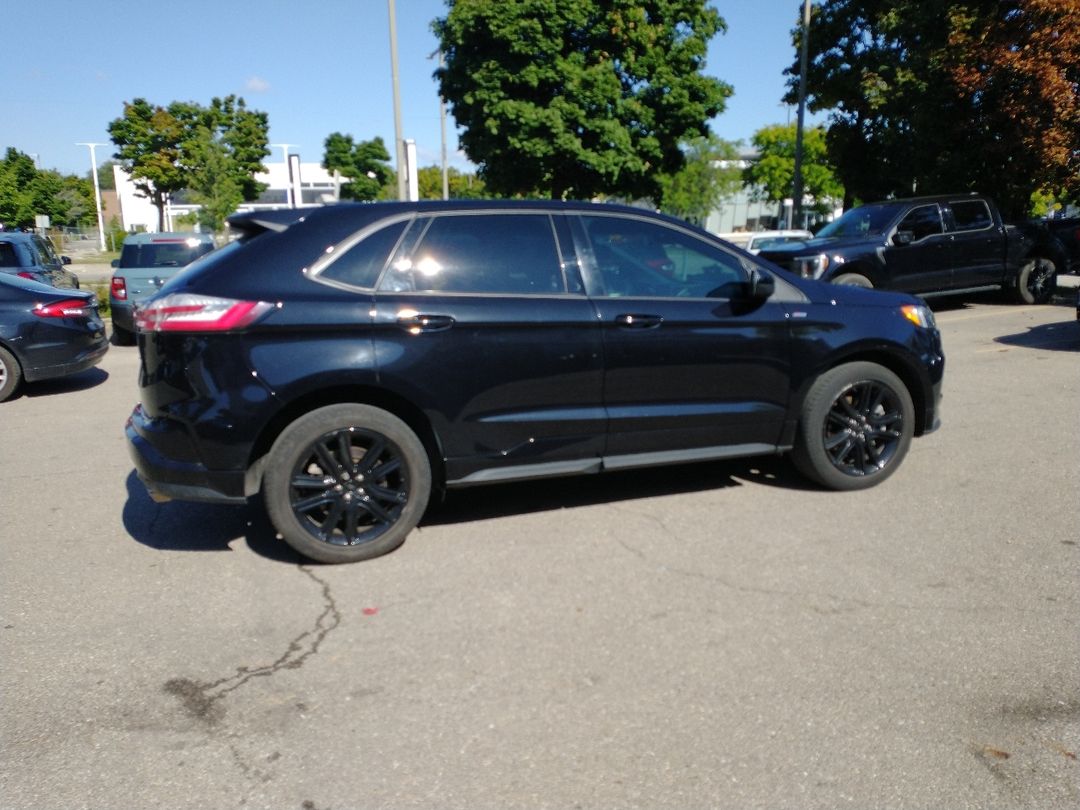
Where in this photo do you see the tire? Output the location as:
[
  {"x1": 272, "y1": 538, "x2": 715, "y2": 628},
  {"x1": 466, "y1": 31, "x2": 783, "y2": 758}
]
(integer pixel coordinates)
[
  {"x1": 0, "y1": 345, "x2": 22, "y2": 403},
  {"x1": 263, "y1": 404, "x2": 431, "y2": 563},
  {"x1": 792, "y1": 362, "x2": 915, "y2": 491},
  {"x1": 111, "y1": 324, "x2": 135, "y2": 346},
  {"x1": 1015, "y1": 256, "x2": 1056, "y2": 304},
  {"x1": 832, "y1": 273, "x2": 874, "y2": 288}
]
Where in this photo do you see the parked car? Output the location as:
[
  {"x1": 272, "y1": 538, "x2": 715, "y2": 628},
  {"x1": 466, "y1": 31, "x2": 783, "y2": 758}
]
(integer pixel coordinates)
[
  {"x1": 0, "y1": 273, "x2": 108, "y2": 402},
  {"x1": 1036, "y1": 216, "x2": 1080, "y2": 274},
  {"x1": 126, "y1": 201, "x2": 945, "y2": 563},
  {"x1": 109, "y1": 231, "x2": 216, "y2": 344},
  {"x1": 757, "y1": 194, "x2": 1068, "y2": 304},
  {"x1": 743, "y1": 229, "x2": 814, "y2": 254},
  {"x1": 0, "y1": 232, "x2": 80, "y2": 289}
]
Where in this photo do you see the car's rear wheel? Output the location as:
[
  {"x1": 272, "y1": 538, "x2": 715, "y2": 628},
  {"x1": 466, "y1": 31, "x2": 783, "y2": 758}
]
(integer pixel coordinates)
[
  {"x1": 1015, "y1": 256, "x2": 1056, "y2": 304},
  {"x1": 792, "y1": 362, "x2": 914, "y2": 491},
  {"x1": 264, "y1": 404, "x2": 431, "y2": 563},
  {"x1": 0, "y1": 346, "x2": 22, "y2": 402}
]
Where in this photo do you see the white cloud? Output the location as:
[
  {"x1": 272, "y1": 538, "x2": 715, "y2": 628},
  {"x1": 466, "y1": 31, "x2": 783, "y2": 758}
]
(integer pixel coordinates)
[{"x1": 245, "y1": 76, "x2": 271, "y2": 93}]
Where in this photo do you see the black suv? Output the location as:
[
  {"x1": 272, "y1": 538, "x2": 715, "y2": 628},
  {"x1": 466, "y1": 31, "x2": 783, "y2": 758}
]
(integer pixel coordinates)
[{"x1": 126, "y1": 202, "x2": 944, "y2": 563}]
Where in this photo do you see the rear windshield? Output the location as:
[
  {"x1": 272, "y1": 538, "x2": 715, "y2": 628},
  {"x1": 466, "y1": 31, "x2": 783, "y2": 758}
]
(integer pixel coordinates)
[{"x1": 118, "y1": 240, "x2": 214, "y2": 268}]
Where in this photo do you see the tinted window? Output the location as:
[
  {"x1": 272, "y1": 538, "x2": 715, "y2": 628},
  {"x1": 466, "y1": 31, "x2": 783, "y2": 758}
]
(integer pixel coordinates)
[
  {"x1": 319, "y1": 220, "x2": 407, "y2": 288},
  {"x1": 950, "y1": 200, "x2": 993, "y2": 231},
  {"x1": 381, "y1": 214, "x2": 564, "y2": 294},
  {"x1": 897, "y1": 205, "x2": 944, "y2": 241},
  {"x1": 0, "y1": 242, "x2": 18, "y2": 268},
  {"x1": 582, "y1": 215, "x2": 748, "y2": 298},
  {"x1": 32, "y1": 235, "x2": 60, "y2": 267},
  {"x1": 119, "y1": 241, "x2": 213, "y2": 268}
]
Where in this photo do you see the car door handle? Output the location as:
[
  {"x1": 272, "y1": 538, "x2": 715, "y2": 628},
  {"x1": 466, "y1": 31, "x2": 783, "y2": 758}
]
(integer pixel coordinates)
[
  {"x1": 614, "y1": 314, "x2": 663, "y2": 329},
  {"x1": 397, "y1": 314, "x2": 455, "y2": 333}
]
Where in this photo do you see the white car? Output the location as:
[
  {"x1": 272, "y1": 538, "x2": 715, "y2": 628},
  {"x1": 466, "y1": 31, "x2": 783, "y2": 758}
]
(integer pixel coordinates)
[{"x1": 743, "y1": 229, "x2": 813, "y2": 254}]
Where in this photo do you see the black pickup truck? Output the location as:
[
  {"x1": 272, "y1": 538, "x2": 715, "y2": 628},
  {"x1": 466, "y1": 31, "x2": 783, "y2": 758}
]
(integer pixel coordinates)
[{"x1": 757, "y1": 194, "x2": 1069, "y2": 304}]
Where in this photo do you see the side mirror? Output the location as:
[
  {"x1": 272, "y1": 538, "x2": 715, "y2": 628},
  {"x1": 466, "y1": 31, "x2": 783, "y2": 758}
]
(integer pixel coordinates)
[
  {"x1": 61, "y1": 255, "x2": 72, "y2": 265},
  {"x1": 745, "y1": 267, "x2": 775, "y2": 301},
  {"x1": 111, "y1": 259, "x2": 119, "y2": 268},
  {"x1": 893, "y1": 230, "x2": 914, "y2": 246}
]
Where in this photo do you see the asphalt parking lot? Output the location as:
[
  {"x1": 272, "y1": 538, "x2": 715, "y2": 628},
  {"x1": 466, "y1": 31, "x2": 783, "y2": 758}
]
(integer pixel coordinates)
[{"x1": 2, "y1": 281, "x2": 1078, "y2": 809}]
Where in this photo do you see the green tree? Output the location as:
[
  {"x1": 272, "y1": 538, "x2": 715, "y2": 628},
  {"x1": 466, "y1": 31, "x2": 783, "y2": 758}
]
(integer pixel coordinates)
[
  {"x1": 322, "y1": 133, "x2": 394, "y2": 201},
  {"x1": 0, "y1": 149, "x2": 38, "y2": 228},
  {"x1": 109, "y1": 95, "x2": 269, "y2": 231},
  {"x1": 416, "y1": 165, "x2": 491, "y2": 199},
  {"x1": 96, "y1": 160, "x2": 118, "y2": 191},
  {"x1": 791, "y1": 0, "x2": 1080, "y2": 217},
  {"x1": 174, "y1": 96, "x2": 270, "y2": 231},
  {"x1": 656, "y1": 135, "x2": 742, "y2": 225},
  {"x1": 0, "y1": 149, "x2": 95, "y2": 229},
  {"x1": 743, "y1": 124, "x2": 842, "y2": 213},
  {"x1": 434, "y1": 0, "x2": 732, "y2": 200},
  {"x1": 108, "y1": 98, "x2": 186, "y2": 231}
]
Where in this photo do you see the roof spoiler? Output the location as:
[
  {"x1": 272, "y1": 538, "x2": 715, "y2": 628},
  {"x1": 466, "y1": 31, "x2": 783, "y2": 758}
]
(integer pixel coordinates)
[{"x1": 227, "y1": 209, "x2": 309, "y2": 238}]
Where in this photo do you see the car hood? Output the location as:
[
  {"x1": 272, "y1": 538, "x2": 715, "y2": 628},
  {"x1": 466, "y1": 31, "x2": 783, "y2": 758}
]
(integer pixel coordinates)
[
  {"x1": 794, "y1": 274, "x2": 918, "y2": 310},
  {"x1": 759, "y1": 235, "x2": 882, "y2": 259}
]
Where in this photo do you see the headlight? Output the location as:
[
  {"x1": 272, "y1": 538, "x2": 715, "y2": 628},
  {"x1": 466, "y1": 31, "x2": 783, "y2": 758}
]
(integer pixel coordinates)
[
  {"x1": 900, "y1": 303, "x2": 936, "y2": 329},
  {"x1": 797, "y1": 254, "x2": 844, "y2": 279}
]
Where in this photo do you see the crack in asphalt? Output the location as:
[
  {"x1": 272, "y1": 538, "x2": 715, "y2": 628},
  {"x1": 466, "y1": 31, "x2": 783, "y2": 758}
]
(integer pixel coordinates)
[{"x1": 163, "y1": 566, "x2": 341, "y2": 726}]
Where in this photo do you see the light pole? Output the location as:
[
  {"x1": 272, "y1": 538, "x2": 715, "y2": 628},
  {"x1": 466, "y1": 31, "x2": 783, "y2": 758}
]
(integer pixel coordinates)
[
  {"x1": 388, "y1": 0, "x2": 407, "y2": 201},
  {"x1": 76, "y1": 142, "x2": 107, "y2": 251},
  {"x1": 270, "y1": 143, "x2": 299, "y2": 208},
  {"x1": 791, "y1": 0, "x2": 812, "y2": 230}
]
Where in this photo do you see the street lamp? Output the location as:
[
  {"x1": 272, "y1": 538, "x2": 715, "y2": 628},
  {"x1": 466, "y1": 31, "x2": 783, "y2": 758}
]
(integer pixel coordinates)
[
  {"x1": 388, "y1": 0, "x2": 407, "y2": 201},
  {"x1": 76, "y1": 142, "x2": 106, "y2": 251},
  {"x1": 270, "y1": 143, "x2": 299, "y2": 208},
  {"x1": 791, "y1": 0, "x2": 812, "y2": 229}
]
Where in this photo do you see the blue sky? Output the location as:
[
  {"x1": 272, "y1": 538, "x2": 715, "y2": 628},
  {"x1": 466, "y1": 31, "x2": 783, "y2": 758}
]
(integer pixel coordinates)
[{"x1": 1, "y1": 0, "x2": 819, "y2": 178}]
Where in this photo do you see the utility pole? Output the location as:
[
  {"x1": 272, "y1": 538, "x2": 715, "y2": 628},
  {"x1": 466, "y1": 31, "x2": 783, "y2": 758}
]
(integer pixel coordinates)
[
  {"x1": 792, "y1": 0, "x2": 812, "y2": 230},
  {"x1": 388, "y1": 0, "x2": 407, "y2": 201},
  {"x1": 430, "y1": 49, "x2": 450, "y2": 200},
  {"x1": 76, "y1": 142, "x2": 107, "y2": 251}
]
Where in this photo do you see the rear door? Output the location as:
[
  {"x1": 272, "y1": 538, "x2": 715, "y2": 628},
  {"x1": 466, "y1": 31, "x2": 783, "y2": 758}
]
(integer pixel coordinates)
[
  {"x1": 574, "y1": 212, "x2": 793, "y2": 463},
  {"x1": 944, "y1": 198, "x2": 1005, "y2": 287},
  {"x1": 368, "y1": 211, "x2": 605, "y2": 485}
]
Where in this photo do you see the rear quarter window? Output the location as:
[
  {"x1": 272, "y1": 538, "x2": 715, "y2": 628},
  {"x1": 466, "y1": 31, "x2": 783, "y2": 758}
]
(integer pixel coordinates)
[{"x1": 317, "y1": 220, "x2": 409, "y2": 289}]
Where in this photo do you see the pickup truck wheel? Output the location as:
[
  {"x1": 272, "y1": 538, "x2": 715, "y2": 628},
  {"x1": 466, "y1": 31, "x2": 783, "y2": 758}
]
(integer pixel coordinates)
[
  {"x1": 832, "y1": 273, "x2": 874, "y2": 289},
  {"x1": 792, "y1": 361, "x2": 914, "y2": 491},
  {"x1": 1015, "y1": 256, "x2": 1056, "y2": 304},
  {"x1": 264, "y1": 404, "x2": 431, "y2": 563}
]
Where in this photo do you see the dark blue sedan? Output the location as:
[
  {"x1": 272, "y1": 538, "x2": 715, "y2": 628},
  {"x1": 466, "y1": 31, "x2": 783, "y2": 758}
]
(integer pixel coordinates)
[{"x1": 0, "y1": 273, "x2": 108, "y2": 402}]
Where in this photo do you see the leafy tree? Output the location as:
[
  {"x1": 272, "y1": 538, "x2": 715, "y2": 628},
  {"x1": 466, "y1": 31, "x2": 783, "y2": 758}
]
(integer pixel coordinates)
[
  {"x1": 416, "y1": 165, "x2": 491, "y2": 199},
  {"x1": 0, "y1": 149, "x2": 95, "y2": 229},
  {"x1": 96, "y1": 160, "x2": 118, "y2": 191},
  {"x1": 743, "y1": 124, "x2": 842, "y2": 213},
  {"x1": 109, "y1": 95, "x2": 270, "y2": 231},
  {"x1": 434, "y1": 0, "x2": 732, "y2": 200},
  {"x1": 322, "y1": 133, "x2": 394, "y2": 201},
  {"x1": 790, "y1": 0, "x2": 1080, "y2": 217},
  {"x1": 657, "y1": 135, "x2": 742, "y2": 225},
  {"x1": 108, "y1": 98, "x2": 186, "y2": 231}
]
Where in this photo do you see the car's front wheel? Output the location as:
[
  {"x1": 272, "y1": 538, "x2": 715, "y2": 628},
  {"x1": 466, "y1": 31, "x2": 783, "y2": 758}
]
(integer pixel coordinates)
[
  {"x1": 264, "y1": 404, "x2": 431, "y2": 563},
  {"x1": 792, "y1": 362, "x2": 915, "y2": 491}
]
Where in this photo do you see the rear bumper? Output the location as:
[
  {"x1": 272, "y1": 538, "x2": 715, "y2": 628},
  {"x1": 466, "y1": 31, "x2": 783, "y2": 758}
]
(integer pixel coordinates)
[
  {"x1": 21, "y1": 330, "x2": 108, "y2": 383},
  {"x1": 125, "y1": 406, "x2": 248, "y2": 504}
]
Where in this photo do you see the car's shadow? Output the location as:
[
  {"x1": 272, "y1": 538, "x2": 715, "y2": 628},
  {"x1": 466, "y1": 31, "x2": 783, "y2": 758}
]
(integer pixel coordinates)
[
  {"x1": 21, "y1": 368, "x2": 109, "y2": 398},
  {"x1": 926, "y1": 283, "x2": 1077, "y2": 313},
  {"x1": 122, "y1": 455, "x2": 812, "y2": 561},
  {"x1": 994, "y1": 320, "x2": 1079, "y2": 352}
]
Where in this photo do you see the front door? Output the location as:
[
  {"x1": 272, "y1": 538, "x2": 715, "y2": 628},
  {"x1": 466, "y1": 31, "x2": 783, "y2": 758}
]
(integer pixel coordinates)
[{"x1": 574, "y1": 213, "x2": 792, "y2": 463}]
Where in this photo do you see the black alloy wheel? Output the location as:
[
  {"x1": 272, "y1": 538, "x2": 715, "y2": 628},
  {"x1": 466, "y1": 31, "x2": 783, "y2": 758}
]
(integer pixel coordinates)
[
  {"x1": 264, "y1": 404, "x2": 431, "y2": 563},
  {"x1": 1016, "y1": 256, "x2": 1056, "y2": 304},
  {"x1": 0, "y1": 345, "x2": 21, "y2": 403},
  {"x1": 793, "y1": 361, "x2": 915, "y2": 491}
]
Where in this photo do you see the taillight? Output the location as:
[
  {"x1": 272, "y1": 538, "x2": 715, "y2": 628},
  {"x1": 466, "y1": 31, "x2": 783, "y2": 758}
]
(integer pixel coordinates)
[
  {"x1": 135, "y1": 293, "x2": 274, "y2": 333},
  {"x1": 111, "y1": 276, "x2": 127, "y2": 300},
  {"x1": 33, "y1": 299, "x2": 91, "y2": 318},
  {"x1": 17, "y1": 271, "x2": 35, "y2": 281}
]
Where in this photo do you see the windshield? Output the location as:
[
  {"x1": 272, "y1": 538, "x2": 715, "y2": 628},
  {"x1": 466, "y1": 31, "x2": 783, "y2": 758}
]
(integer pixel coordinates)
[
  {"x1": 119, "y1": 241, "x2": 214, "y2": 268},
  {"x1": 816, "y1": 203, "x2": 906, "y2": 239}
]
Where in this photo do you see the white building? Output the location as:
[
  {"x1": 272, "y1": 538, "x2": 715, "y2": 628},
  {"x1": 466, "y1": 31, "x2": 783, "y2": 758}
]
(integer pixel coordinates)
[{"x1": 113, "y1": 160, "x2": 347, "y2": 233}]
